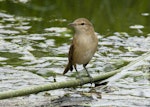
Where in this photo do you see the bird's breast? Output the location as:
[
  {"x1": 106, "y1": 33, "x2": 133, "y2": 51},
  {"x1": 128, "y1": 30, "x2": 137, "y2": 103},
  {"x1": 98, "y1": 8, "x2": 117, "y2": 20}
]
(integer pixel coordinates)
[{"x1": 73, "y1": 34, "x2": 98, "y2": 64}]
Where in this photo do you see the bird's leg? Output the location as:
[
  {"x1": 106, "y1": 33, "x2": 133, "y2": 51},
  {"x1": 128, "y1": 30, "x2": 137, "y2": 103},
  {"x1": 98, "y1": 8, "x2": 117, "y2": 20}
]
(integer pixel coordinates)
[
  {"x1": 83, "y1": 64, "x2": 93, "y2": 84},
  {"x1": 74, "y1": 65, "x2": 84, "y2": 85}
]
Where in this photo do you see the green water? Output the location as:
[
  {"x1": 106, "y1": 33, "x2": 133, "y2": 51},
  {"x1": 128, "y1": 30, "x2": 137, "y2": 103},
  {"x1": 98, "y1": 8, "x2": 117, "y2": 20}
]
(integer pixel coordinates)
[{"x1": 0, "y1": 0, "x2": 150, "y2": 34}]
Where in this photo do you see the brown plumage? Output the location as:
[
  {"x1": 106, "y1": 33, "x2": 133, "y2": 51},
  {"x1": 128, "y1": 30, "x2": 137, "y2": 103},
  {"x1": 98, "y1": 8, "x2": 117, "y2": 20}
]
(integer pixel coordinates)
[{"x1": 63, "y1": 18, "x2": 98, "y2": 78}]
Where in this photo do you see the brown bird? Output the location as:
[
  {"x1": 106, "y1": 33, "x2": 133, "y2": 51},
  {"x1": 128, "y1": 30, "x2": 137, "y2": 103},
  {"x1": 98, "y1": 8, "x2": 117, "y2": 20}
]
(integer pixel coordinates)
[{"x1": 63, "y1": 18, "x2": 98, "y2": 80}]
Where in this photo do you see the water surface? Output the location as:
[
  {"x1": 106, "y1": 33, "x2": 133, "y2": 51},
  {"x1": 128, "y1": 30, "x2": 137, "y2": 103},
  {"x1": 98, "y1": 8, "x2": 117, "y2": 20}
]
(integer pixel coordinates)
[{"x1": 0, "y1": 0, "x2": 150, "y2": 107}]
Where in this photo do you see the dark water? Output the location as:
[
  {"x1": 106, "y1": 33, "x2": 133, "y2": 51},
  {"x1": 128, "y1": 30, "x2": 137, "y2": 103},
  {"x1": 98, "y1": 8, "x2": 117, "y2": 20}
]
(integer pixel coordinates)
[
  {"x1": 0, "y1": 0, "x2": 150, "y2": 107},
  {"x1": 1, "y1": 0, "x2": 150, "y2": 34}
]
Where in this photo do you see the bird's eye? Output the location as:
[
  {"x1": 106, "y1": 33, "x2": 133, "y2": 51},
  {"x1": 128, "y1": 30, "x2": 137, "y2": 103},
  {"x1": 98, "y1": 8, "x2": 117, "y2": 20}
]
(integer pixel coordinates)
[{"x1": 81, "y1": 23, "x2": 85, "y2": 25}]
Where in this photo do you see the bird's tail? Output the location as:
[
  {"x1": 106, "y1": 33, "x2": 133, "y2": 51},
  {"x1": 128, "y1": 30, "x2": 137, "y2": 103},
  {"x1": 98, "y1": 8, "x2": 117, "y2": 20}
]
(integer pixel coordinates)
[{"x1": 63, "y1": 62, "x2": 73, "y2": 75}]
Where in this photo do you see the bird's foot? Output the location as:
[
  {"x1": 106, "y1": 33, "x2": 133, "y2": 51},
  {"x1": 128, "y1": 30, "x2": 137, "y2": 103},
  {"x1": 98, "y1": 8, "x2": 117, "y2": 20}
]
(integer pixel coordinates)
[
  {"x1": 76, "y1": 75, "x2": 84, "y2": 85},
  {"x1": 88, "y1": 75, "x2": 93, "y2": 85}
]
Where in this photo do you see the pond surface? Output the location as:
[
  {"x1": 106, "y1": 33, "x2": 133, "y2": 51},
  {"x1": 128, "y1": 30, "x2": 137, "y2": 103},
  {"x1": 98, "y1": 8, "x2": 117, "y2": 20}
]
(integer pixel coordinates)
[{"x1": 0, "y1": 0, "x2": 150, "y2": 107}]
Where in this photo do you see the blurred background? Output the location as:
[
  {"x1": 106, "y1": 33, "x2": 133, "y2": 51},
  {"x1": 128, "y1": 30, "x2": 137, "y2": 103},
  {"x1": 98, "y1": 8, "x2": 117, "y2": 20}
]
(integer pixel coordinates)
[{"x1": 0, "y1": 0, "x2": 150, "y2": 35}]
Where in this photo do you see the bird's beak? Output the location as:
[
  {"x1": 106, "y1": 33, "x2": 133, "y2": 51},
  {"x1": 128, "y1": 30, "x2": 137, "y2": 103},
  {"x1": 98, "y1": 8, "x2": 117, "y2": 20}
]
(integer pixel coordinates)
[{"x1": 68, "y1": 23, "x2": 75, "y2": 27}]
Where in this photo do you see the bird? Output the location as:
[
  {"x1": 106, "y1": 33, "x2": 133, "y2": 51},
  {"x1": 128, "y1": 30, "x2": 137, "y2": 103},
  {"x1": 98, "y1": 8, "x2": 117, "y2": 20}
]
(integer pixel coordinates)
[{"x1": 63, "y1": 18, "x2": 98, "y2": 82}]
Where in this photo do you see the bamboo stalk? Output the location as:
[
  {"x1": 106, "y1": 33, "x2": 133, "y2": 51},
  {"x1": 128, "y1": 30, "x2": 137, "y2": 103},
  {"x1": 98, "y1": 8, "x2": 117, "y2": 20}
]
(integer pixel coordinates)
[
  {"x1": 100, "y1": 51, "x2": 150, "y2": 84},
  {"x1": 0, "y1": 51, "x2": 149, "y2": 99}
]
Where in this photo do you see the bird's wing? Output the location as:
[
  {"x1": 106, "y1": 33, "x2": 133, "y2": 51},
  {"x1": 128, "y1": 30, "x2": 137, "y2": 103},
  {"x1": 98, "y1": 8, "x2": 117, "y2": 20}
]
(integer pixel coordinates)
[
  {"x1": 68, "y1": 44, "x2": 74, "y2": 63},
  {"x1": 63, "y1": 44, "x2": 74, "y2": 74}
]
